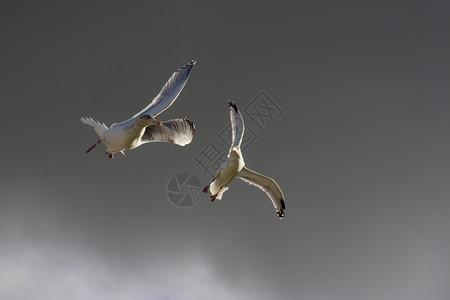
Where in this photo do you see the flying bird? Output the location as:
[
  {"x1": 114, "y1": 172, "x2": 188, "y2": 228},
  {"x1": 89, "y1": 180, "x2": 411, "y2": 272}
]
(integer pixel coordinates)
[
  {"x1": 81, "y1": 61, "x2": 196, "y2": 159},
  {"x1": 203, "y1": 100, "x2": 286, "y2": 219}
]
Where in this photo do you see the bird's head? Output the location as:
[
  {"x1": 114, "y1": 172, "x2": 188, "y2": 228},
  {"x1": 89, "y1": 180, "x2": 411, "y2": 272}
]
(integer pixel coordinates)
[{"x1": 138, "y1": 115, "x2": 162, "y2": 126}]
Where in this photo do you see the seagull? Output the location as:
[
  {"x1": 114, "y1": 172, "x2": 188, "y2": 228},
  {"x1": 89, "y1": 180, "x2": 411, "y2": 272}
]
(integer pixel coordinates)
[
  {"x1": 203, "y1": 100, "x2": 286, "y2": 219},
  {"x1": 81, "y1": 60, "x2": 196, "y2": 159}
]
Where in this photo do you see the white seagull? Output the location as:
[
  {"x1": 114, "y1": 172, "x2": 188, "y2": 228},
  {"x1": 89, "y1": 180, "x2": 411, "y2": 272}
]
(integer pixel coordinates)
[
  {"x1": 81, "y1": 60, "x2": 196, "y2": 159},
  {"x1": 203, "y1": 100, "x2": 286, "y2": 219}
]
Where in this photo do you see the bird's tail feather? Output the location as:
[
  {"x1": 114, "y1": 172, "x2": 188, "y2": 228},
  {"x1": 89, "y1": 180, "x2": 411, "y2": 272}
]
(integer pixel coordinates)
[{"x1": 80, "y1": 117, "x2": 109, "y2": 138}]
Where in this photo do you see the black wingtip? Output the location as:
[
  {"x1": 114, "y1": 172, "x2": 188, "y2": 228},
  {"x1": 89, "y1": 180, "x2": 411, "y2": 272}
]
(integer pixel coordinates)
[
  {"x1": 277, "y1": 209, "x2": 286, "y2": 219},
  {"x1": 277, "y1": 199, "x2": 286, "y2": 219},
  {"x1": 179, "y1": 60, "x2": 196, "y2": 71},
  {"x1": 183, "y1": 117, "x2": 196, "y2": 133},
  {"x1": 228, "y1": 100, "x2": 238, "y2": 112}
]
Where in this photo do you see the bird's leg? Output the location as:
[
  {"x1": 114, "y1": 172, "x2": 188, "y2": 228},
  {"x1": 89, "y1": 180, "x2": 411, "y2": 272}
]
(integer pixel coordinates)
[
  {"x1": 210, "y1": 185, "x2": 223, "y2": 201},
  {"x1": 202, "y1": 178, "x2": 215, "y2": 193},
  {"x1": 104, "y1": 152, "x2": 114, "y2": 159},
  {"x1": 86, "y1": 140, "x2": 101, "y2": 153}
]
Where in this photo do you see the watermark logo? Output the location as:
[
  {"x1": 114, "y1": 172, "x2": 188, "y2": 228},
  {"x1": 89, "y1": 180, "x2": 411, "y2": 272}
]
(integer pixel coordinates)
[
  {"x1": 193, "y1": 141, "x2": 228, "y2": 178},
  {"x1": 243, "y1": 90, "x2": 283, "y2": 132},
  {"x1": 166, "y1": 172, "x2": 203, "y2": 208},
  {"x1": 218, "y1": 122, "x2": 259, "y2": 153},
  {"x1": 167, "y1": 90, "x2": 284, "y2": 209}
]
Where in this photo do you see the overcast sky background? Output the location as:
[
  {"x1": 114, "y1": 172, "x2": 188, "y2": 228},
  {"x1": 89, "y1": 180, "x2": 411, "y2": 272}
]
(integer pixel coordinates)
[{"x1": 1, "y1": 1, "x2": 449, "y2": 299}]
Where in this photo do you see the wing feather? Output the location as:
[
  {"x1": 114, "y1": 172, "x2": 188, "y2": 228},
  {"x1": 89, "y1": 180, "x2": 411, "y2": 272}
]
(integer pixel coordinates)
[
  {"x1": 112, "y1": 61, "x2": 196, "y2": 128},
  {"x1": 237, "y1": 167, "x2": 286, "y2": 218},
  {"x1": 141, "y1": 118, "x2": 195, "y2": 146},
  {"x1": 228, "y1": 100, "x2": 245, "y2": 151}
]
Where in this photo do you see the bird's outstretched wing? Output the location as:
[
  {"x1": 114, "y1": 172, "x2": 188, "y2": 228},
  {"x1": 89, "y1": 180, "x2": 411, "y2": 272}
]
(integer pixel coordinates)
[
  {"x1": 141, "y1": 118, "x2": 195, "y2": 146},
  {"x1": 112, "y1": 61, "x2": 196, "y2": 128},
  {"x1": 228, "y1": 100, "x2": 245, "y2": 151},
  {"x1": 236, "y1": 167, "x2": 286, "y2": 219}
]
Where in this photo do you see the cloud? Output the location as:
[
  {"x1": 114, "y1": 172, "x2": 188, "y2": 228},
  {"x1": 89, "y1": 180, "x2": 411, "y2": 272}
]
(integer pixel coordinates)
[
  {"x1": 0, "y1": 190, "x2": 274, "y2": 300},
  {"x1": 0, "y1": 237, "x2": 269, "y2": 300}
]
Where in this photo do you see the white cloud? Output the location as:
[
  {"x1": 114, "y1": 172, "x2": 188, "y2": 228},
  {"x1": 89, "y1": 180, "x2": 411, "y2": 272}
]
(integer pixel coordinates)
[
  {"x1": 0, "y1": 199, "x2": 269, "y2": 300},
  {"x1": 0, "y1": 241, "x2": 268, "y2": 300}
]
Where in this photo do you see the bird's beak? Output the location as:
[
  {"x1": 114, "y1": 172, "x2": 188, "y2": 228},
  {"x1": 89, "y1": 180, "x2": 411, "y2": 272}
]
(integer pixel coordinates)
[{"x1": 157, "y1": 121, "x2": 162, "y2": 126}]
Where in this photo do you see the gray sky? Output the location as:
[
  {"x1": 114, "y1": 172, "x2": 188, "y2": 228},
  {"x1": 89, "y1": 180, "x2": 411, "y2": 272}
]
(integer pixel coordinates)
[{"x1": 1, "y1": 1, "x2": 449, "y2": 299}]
